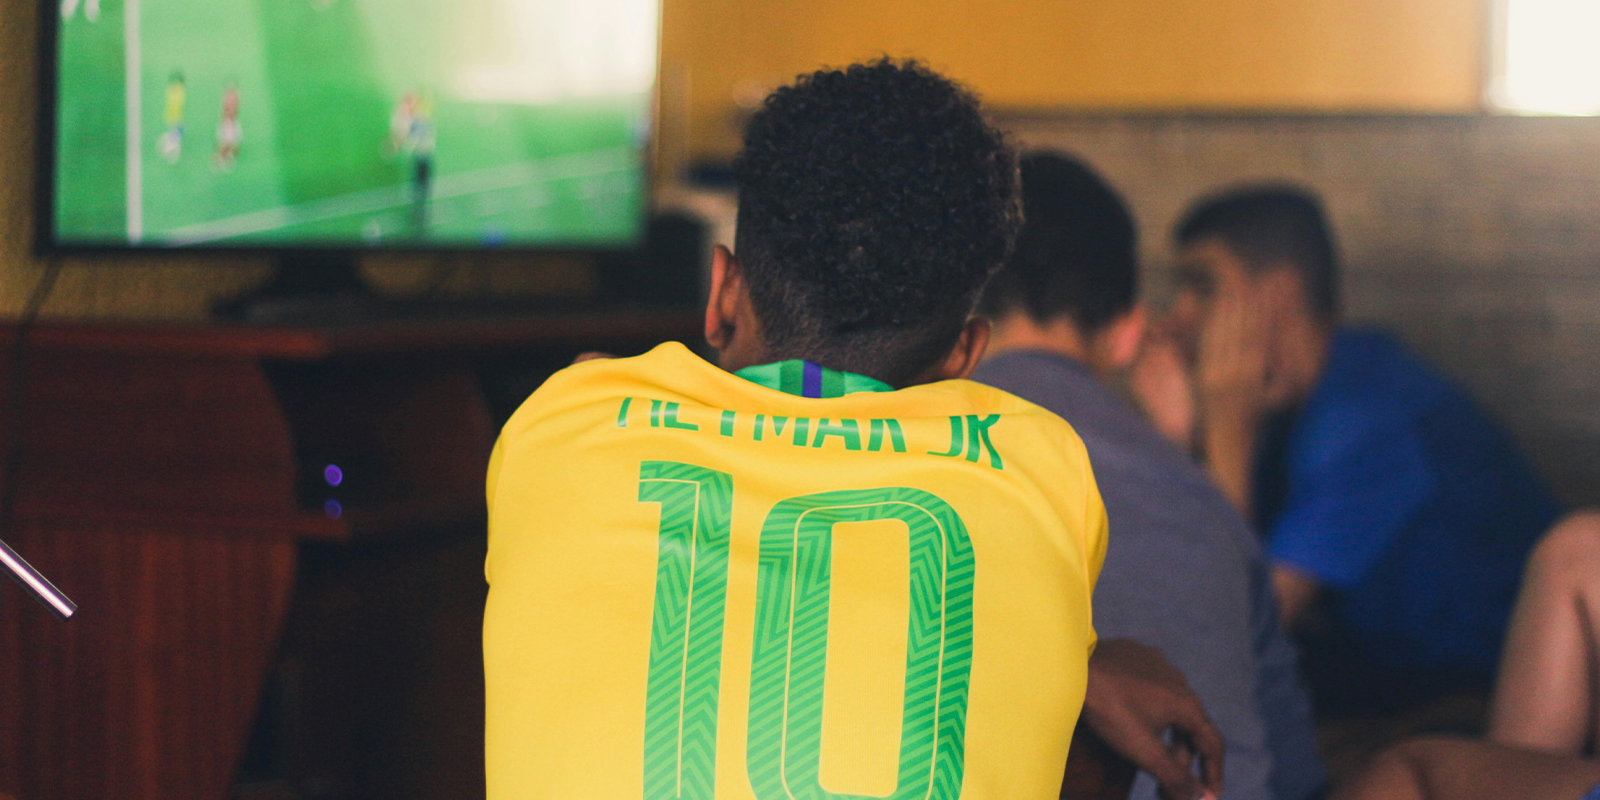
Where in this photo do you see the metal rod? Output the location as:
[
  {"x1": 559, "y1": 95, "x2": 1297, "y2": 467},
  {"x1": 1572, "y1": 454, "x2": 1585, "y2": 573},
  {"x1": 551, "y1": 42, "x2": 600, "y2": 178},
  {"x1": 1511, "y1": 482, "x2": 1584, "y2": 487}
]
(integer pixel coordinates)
[{"x1": 0, "y1": 537, "x2": 76, "y2": 619}]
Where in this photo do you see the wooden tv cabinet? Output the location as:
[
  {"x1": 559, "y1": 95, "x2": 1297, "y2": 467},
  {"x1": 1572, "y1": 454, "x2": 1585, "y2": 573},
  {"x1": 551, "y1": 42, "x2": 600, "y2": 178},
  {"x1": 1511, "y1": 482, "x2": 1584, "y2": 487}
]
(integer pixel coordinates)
[{"x1": 0, "y1": 312, "x2": 699, "y2": 800}]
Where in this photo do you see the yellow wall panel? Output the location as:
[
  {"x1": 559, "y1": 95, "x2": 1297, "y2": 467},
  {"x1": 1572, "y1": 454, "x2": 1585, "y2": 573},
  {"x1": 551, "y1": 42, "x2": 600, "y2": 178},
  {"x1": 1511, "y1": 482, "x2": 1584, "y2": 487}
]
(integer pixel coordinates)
[{"x1": 660, "y1": 0, "x2": 1487, "y2": 157}]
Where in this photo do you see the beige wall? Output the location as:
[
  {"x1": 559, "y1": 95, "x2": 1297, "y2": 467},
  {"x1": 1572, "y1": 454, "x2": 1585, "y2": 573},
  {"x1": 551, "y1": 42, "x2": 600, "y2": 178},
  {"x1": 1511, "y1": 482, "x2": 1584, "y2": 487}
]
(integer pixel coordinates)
[
  {"x1": 1, "y1": 0, "x2": 1494, "y2": 319},
  {"x1": 661, "y1": 0, "x2": 1489, "y2": 158}
]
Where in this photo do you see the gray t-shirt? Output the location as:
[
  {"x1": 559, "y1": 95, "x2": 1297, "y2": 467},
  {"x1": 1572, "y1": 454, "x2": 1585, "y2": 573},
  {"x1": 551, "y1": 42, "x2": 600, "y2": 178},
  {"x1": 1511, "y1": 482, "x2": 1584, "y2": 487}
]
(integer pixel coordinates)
[{"x1": 975, "y1": 351, "x2": 1324, "y2": 800}]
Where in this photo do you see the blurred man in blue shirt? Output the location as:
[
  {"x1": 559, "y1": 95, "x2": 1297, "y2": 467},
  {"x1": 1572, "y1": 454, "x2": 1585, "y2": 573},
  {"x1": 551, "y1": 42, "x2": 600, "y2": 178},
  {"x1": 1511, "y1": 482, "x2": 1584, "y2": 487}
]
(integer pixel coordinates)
[{"x1": 1136, "y1": 186, "x2": 1562, "y2": 711}]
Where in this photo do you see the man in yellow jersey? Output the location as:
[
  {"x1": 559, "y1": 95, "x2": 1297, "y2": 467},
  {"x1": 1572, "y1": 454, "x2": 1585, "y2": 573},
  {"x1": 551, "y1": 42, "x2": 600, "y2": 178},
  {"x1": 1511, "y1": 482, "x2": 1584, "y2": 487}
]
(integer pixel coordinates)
[{"x1": 486, "y1": 59, "x2": 1215, "y2": 800}]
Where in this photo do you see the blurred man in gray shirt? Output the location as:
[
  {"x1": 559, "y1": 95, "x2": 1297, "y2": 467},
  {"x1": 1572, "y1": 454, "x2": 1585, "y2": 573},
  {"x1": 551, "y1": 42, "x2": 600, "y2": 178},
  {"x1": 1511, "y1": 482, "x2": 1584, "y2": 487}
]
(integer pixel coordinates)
[{"x1": 974, "y1": 152, "x2": 1324, "y2": 800}]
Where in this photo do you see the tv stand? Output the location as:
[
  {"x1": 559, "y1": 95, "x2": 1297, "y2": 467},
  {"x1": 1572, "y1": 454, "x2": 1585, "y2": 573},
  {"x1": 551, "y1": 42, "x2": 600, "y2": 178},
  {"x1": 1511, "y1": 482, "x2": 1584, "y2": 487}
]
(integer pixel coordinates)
[
  {"x1": 0, "y1": 313, "x2": 702, "y2": 800},
  {"x1": 214, "y1": 253, "x2": 383, "y2": 325}
]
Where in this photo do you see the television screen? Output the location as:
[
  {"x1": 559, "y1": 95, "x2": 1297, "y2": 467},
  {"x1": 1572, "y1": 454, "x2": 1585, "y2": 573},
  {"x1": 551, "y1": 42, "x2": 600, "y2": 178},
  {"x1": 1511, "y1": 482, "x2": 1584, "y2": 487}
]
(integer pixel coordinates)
[{"x1": 47, "y1": 0, "x2": 658, "y2": 250}]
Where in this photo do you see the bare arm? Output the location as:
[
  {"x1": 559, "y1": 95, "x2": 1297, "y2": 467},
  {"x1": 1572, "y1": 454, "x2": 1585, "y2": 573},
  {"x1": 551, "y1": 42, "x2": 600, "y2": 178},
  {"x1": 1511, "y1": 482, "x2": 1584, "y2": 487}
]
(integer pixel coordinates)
[
  {"x1": 1200, "y1": 409, "x2": 1259, "y2": 519},
  {"x1": 1192, "y1": 284, "x2": 1272, "y2": 519},
  {"x1": 1331, "y1": 737, "x2": 1600, "y2": 800},
  {"x1": 1489, "y1": 511, "x2": 1600, "y2": 753}
]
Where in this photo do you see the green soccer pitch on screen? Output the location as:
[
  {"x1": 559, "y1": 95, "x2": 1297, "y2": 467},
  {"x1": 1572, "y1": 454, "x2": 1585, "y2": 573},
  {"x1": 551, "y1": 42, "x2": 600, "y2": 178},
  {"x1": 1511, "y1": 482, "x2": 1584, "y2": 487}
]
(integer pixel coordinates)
[{"x1": 47, "y1": 0, "x2": 658, "y2": 250}]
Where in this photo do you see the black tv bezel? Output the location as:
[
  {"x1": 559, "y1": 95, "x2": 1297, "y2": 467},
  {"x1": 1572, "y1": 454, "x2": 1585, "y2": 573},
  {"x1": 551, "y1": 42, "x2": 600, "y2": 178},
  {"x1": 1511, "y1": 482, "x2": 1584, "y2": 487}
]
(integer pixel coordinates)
[{"x1": 32, "y1": 0, "x2": 661, "y2": 259}]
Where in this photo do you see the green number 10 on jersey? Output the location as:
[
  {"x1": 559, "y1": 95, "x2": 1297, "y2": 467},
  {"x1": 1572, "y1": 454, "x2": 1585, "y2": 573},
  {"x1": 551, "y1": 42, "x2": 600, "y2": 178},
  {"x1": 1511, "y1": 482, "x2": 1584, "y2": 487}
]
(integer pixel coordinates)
[{"x1": 637, "y1": 461, "x2": 977, "y2": 800}]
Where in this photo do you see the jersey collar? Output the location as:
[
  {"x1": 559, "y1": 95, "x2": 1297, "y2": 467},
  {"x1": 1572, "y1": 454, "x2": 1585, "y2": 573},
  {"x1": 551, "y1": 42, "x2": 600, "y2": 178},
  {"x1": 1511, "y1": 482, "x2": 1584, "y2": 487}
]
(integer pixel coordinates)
[{"x1": 733, "y1": 360, "x2": 893, "y2": 397}]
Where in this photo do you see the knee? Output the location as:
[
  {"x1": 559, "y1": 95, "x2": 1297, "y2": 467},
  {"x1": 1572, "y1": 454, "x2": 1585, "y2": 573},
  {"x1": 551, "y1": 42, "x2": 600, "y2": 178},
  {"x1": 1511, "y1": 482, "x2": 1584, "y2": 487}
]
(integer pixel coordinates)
[
  {"x1": 1342, "y1": 737, "x2": 1474, "y2": 800},
  {"x1": 1387, "y1": 735, "x2": 1476, "y2": 765},
  {"x1": 1383, "y1": 736, "x2": 1483, "y2": 787},
  {"x1": 1526, "y1": 510, "x2": 1600, "y2": 581}
]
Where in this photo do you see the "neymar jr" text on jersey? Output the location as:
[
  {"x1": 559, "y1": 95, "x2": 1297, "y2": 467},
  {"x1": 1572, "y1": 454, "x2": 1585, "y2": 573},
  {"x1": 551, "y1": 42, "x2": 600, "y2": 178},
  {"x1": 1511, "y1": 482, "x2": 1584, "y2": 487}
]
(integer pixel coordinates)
[{"x1": 614, "y1": 397, "x2": 1005, "y2": 470}]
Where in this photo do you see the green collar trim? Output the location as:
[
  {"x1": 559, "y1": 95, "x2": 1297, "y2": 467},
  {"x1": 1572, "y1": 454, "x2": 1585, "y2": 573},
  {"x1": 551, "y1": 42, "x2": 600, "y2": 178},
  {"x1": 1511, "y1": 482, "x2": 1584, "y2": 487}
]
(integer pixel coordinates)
[{"x1": 734, "y1": 360, "x2": 894, "y2": 398}]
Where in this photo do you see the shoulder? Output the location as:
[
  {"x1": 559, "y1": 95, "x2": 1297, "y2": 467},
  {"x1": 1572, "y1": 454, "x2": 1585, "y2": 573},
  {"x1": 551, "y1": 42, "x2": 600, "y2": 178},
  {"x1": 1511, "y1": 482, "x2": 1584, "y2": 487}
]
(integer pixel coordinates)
[
  {"x1": 1314, "y1": 328, "x2": 1450, "y2": 414},
  {"x1": 897, "y1": 377, "x2": 1100, "y2": 508},
  {"x1": 977, "y1": 353, "x2": 1223, "y2": 514},
  {"x1": 934, "y1": 377, "x2": 1092, "y2": 454},
  {"x1": 499, "y1": 341, "x2": 702, "y2": 440},
  {"x1": 930, "y1": 374, "x2": 1069, "y2": 417},
  {"x1": 1296, "y1": 328, "x2": 1449, "y2": 461},
  {"x1": 973, "y1": 351, "x2": 1114, "y2": 428},
  {"x1": 972, "y1": 350, "x2": 1087, "y2": 396}
]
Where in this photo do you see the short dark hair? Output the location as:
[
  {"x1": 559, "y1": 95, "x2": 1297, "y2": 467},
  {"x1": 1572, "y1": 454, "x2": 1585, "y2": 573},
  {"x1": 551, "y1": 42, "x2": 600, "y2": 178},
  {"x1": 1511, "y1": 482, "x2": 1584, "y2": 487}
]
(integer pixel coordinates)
[
  {"x1": 1175, "y1": 185, "x2": 1340, "y2": 319},
  {"x1": 732, "y1": 58, "x2": 1020, "y2": 386},
  {"x1": 977, "y1": 151, "x2": 1137, "y2": 334}
]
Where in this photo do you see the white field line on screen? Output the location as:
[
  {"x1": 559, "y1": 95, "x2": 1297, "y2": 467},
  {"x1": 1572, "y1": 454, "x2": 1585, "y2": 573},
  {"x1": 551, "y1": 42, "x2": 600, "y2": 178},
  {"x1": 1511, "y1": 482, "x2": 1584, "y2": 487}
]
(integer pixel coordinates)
[
  {"x1": 124, "y1": 0, "x2": 142, "y2": 242},
  {"x1": 160, "y1": 147, "x2": 634, "y2": 245}
]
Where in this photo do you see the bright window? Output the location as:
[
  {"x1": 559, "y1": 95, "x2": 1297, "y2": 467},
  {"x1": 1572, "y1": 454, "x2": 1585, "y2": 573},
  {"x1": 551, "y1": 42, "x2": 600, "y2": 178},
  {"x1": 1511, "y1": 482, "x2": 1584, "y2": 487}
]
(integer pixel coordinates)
[{"x1": 1490, "y1": 0, "x2": 1600, "y2": 114}]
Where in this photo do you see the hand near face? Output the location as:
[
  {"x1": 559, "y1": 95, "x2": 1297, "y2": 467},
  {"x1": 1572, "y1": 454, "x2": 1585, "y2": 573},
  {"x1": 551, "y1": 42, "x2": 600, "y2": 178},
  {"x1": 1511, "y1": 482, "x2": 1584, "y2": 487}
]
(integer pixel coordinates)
[
  {"x1": 1083, "y1": 638, "x2": 1225, "y2": 800},
  {"x1": 1162, "y1": 237, "x2": 1284, "y2": 514},
  {"x1": 1129, "y1": 328, "x2": 1198, "y2": 454},
  {"x1": 1194, "y1": 278, "x2": 1272, "y2": 431}
]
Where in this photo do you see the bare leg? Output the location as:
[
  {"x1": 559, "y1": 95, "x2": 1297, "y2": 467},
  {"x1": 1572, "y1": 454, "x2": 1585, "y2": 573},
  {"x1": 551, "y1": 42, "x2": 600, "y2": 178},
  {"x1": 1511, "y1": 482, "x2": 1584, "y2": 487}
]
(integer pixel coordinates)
[
  {"x1": 1332, "y1": 737, "x2": 1600, "y2": 800},
  {"x1": 1490, "y1": 511, "x2": 1600, "y2": 754}
]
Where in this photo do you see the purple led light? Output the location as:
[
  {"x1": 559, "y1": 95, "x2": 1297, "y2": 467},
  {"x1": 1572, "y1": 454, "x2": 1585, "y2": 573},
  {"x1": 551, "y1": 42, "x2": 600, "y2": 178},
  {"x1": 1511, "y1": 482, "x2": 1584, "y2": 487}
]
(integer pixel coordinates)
[
  {"x1": 324, "y1": 500, "x2": 343, "y2": 519},
  {"x1": 324, "y1": 464, "x2": 343, "y2": 487}
]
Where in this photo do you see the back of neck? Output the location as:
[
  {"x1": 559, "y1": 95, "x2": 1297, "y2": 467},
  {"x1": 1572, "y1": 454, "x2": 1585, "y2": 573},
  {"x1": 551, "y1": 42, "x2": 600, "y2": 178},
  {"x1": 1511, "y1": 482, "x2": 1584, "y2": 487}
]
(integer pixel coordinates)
[{"x1": 985, "y1": 315, "x2": 1089, "y2": 364}]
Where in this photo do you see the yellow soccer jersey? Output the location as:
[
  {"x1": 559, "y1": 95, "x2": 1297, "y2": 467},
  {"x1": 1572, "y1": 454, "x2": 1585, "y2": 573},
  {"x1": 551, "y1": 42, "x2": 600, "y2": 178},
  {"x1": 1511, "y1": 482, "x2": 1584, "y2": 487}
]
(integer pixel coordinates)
[{"x1": 485, "y1": 342, "x2": 1107, "y2": 800}]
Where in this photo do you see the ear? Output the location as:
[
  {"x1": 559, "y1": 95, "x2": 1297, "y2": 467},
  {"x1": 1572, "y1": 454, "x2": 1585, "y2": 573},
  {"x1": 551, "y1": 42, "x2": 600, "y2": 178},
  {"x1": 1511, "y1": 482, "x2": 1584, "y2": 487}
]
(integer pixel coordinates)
[
  {"x1": 704, "y1": 245, "x2": 742, "y2": 351},
  {"x1": 1096, "y1": 304, "x2": 1148, "y2": 372},
  {"x1": 930, "y1": 317, "x2": 993, "y2": 382}
]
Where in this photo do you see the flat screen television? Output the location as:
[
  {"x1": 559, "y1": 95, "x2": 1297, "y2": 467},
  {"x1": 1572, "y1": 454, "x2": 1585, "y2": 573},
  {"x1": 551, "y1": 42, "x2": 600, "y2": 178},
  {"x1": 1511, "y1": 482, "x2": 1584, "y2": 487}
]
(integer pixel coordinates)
[{"x1": 40, "y1": 0, "x2": 659, "y2": 253}]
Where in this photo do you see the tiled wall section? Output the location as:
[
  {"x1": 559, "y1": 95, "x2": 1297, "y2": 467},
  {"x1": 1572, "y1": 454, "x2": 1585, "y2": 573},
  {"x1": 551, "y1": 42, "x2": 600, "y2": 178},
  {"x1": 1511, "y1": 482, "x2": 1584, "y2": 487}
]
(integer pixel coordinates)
[{"x1": 1004, "y1": 114, "x2": 1600, "y2": 508}]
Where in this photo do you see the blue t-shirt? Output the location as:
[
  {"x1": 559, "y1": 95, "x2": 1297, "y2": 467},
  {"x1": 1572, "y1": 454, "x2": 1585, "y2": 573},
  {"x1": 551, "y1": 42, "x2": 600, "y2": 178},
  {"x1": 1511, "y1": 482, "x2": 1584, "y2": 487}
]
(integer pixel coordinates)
[{"x1": 1260, "y1": 329, "x2": 1560, "y2": 676}]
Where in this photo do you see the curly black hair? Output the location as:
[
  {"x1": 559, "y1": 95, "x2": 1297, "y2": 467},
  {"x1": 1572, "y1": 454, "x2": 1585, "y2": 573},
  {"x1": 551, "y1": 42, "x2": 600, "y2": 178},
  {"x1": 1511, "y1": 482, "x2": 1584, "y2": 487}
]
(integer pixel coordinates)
[
  {"x1": 978, "y1": 151, "x2": 1139, "y2": 334},
  {"x1": 732, "y1": 58, "x2": 1020, "y2": 386}
]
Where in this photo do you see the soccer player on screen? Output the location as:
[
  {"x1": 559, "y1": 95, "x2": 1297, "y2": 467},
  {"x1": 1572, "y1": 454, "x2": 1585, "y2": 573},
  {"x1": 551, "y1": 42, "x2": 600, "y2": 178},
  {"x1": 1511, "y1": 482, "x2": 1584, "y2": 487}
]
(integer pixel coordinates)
[
  {"x1": 388, "y1": 92, "x2": 435, "y2": 228},
  {"x1": 485, "y1": 59, "x2": 1116, "y2": 800},
  {"x1": 159, "y1": 72, "x2": 186, "y2": 164},
  {"x1": 214, "y1": 84, "x2": 241, "y2": 171},
  {"x1": 59, "y1": 0, "x2": 100, "y2": 23}
]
